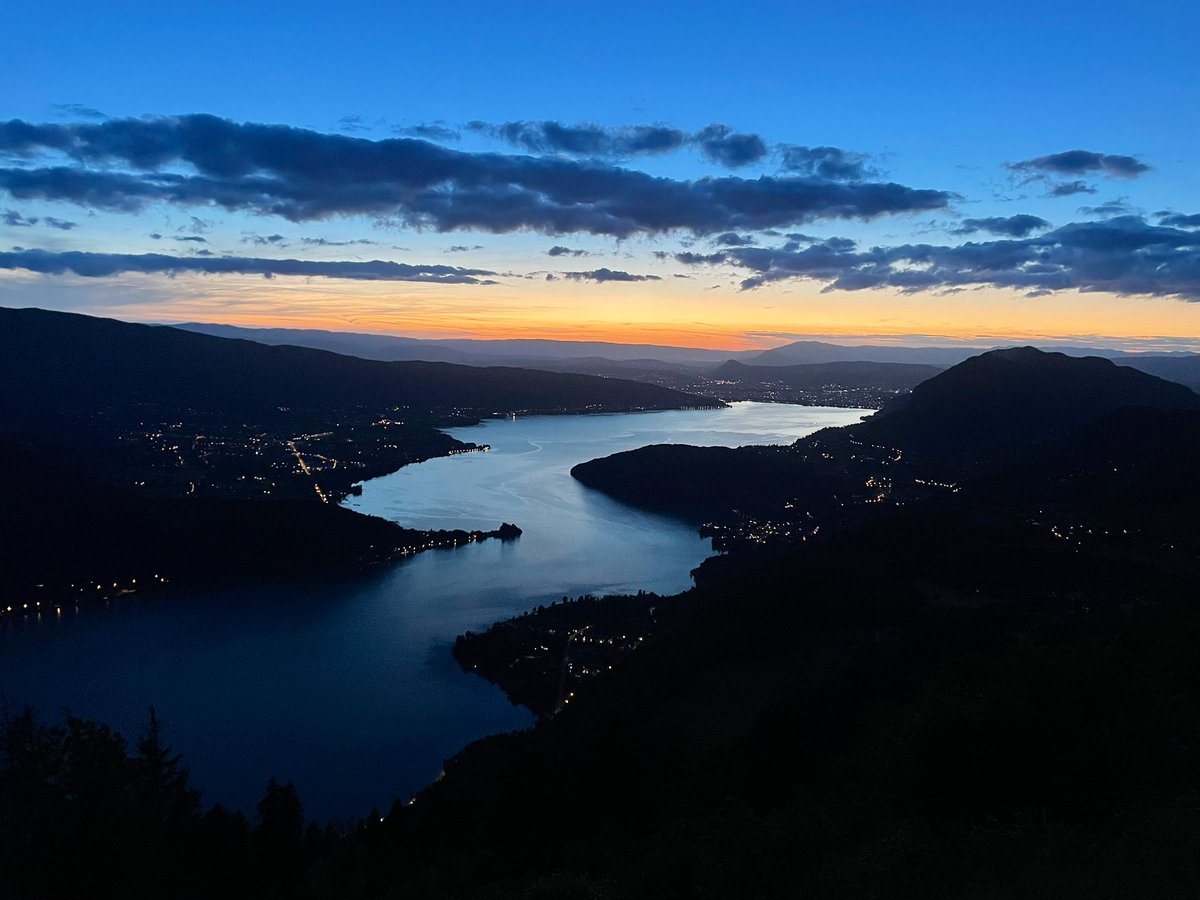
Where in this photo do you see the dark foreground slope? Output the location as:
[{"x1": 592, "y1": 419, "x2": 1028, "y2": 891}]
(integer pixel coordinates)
[
  {"x1": 6, "y1": 346, "x2": 1200, "y2": 897},
  {"x1": 390, "y1": 349, "x2": 1200, "y2": 897}
]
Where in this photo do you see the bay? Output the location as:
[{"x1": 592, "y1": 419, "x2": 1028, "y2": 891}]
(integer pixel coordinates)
[{"x1": 0, "y1": 402, "x2": 869, "y2": 821}]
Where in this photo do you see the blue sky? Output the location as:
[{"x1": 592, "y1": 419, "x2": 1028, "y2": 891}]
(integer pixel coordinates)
[{"x1": 2, "y1": 0, "x2": 1198, "y2": 349}]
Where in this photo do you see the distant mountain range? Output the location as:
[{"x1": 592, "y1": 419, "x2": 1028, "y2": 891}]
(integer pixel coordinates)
[
  {"x1": 750, "y1": 339, "x2": 984, "y2": 367},
  {"x1": 173, "y1": 322, "x2": 755, "y2": 366},
  {"x1": 0, "y1": 308, "x2": 716, "y2": 423},
  {"x1": 171, "y1": 321, "x2": 1200, "y2": 392}
]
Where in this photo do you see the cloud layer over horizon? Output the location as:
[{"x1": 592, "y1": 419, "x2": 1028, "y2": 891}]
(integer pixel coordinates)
[
  {"x1": 0, "y1": 115, "x2": 951, "y2": 238},
  {"x1": 0, "y1": 248, "x2": 498, "y2": 284},
  {"x1": 1, "y1": 114, "x2": 1195, "y2": 309},
  {"x1": 672, "y1": 217, "x2": 1200, "y2": 299}
]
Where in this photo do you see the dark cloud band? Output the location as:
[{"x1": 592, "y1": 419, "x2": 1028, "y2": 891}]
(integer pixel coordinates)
[
  {"x1": 952, "y1": 215, "x2": 1050, "y2": 237},
  {"x1": 562, "y1": 268, "x2": 661, "y2": 283},
  {"x1": 0, "y1": 248, "x2": 498, "y2": 284},
  {"x1": 1009, "y1": 149, "x2": 1150, "y2": 179},
  {"x1": 779, "y1": 145, "x2": 870, "y2": 181},
  {"x1": 0, "y1": 116, "x2": 949, "y2": 238},
  {"x1": 468, "y1": 121, "x2": 689, "y2": 158},
  {"x1": 672, "y1": 217, "x2": 1200, "y2": 299}
]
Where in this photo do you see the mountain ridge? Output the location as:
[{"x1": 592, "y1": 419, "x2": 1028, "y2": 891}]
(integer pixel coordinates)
[{"x1": 0, "y1": 307, "x2": 719, "y2": 420}]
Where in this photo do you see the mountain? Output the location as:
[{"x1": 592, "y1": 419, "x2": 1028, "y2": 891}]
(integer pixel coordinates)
[
  {"x1": 170, "y1": 323, "x2": 477, "y2": 362},
  {"x1": 0, "y1": 308, "x2": 719, "y2": 422},
  {"x1": 572, "y1": 348, "x2": 1200, "y2": 527},
  {"x1": 0, "y1": 307, "x2": 718, "y2": 600},
  {"x1": 857, "y1": 346, "x2": 1200, "y2": 466},
  {"x1": 8, "y1": 335, "x2": 1200, "y2": 895},
  {"x1": 1112, "y1": 354, "x2": 1200, "y2": 391},
  {"x1": 749, "y1": 338, "x2": 1200, "y2": 385},
  {"x1": 171, "y1": 323, "x2": 1200, "y2": 398},
  {"x1": 749, "y1": 339, "x2": 985, "y2": 366},
  {"x1": 0, "y1": 437, "x2": 413, "y2": 591},
  {"x1": 711, "y1": 359, "x2": 945, "y2": 390},
  {"x1": 173, "y1": 321, "x2": 757, "y2": 365},
  {"x1": 572, "y1": 442, "x2": 834, "y2": 520}
]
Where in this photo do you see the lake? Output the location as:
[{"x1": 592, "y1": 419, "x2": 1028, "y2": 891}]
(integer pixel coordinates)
[{"x1": 0, "y1": 402, "x2": 869, "y2": 821}]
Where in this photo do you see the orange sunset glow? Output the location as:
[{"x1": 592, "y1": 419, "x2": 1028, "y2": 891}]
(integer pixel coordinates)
[{"x1": 8, "y1": 268, "x2": 1199, "y2": 353}]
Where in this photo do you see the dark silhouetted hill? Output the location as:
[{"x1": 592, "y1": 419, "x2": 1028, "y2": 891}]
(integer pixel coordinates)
[
  {"x1": 572, "y1": 348, "x2": 1200, "y2": 525},
  {"x1": 573, "y1": 443, "x2": 837, "y2": 520},
  {"x1": 0, "y1": 308, "x2": 719, "y2": 425},
  {"x1": 0, "y1": 438, "x2": 405, "y2": 595},
  {"x1": 750, "y1": 338, "x2": 981, "y2": 367},
  {"x1": 749, "y1": 337, "x2": 1200, "y2": 380},
  {"x1": 174, "y1": 321, "x2": 753, "y2": 364},
  {"x1": 857, "y1": 346, "x2": 1200, "y2": 466}
]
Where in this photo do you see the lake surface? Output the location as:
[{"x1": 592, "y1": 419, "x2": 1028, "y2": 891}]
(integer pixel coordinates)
[{"x1": 0, "y1": 402, "x2": 869, "y2": 821}]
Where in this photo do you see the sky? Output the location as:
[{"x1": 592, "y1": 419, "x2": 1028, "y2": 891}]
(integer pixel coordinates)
[{"x1": 2, "y1": 0, "x2": 1198, "y2": 351}]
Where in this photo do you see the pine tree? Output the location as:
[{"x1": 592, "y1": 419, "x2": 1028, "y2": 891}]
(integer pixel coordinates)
[{"x1": 133, "y1": 705, "x2": 200, "y2": 826}]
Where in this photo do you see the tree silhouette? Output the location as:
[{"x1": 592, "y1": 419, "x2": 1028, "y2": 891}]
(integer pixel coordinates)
[{"x1": 133, "y1": 705, "x2": 199, "y2": 826}]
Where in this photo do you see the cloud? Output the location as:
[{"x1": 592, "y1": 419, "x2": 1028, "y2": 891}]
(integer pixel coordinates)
[
  {"x1": 1, "y1": 209, "x2": 78, "y2": 230},
  {"x1": 952, "y1": 214, "x2": 1050, "y2": 237},
  {"x1": 338, "y1": 115, "x2": 371, "y2": 134},
  {"x1": 0, "y1": 248, "x2": 499, "y2": 284},
  {"x1": 173, "y1": 235, "x2": 208, "y2": 243},
  {"x1": 2, "y1": 208, "x2": 37, "y2": 226},
  {"x1": 1077, "y1": 198, "x2": 1133, "y2": 218},
  {"x1": 0, "y1": 115, "x2": 952, "y2": 237},
  {"x1": 243, "y1": 232, "x2": 287, "y2": 246},
  {"x1": 693, "y1": 124, "x2": 768, "y2": 167},
  {"x1": 300, "y1": 236, "x2": 377, "y2": 246},
  {"x1": 394, "y1": 123, "x2": 460, "y2": 141},
  {"x1": 1158, "y1": 212, "x2": 1200, "y2": 229},
  {"x1": 467, "y1": 120, "x2": 688, "y2": 158},
  {"x1": 546, "y1": 245, "x2": 590, "y2": 257},
  {"x1": 779, "y1": 145, "x2": 870, "y2": 181},
  {"x1": 562, "y1": 267, "x2": 662, "y2": 283},
  {"x1": 1048, "y1": 180, "x2": 1096, "y2": 197},
  {"x1": 674, "y1": 250, "x2": 731, "y2": 265},
  {"x1": 1009, "y1": 149, "x2": 1150, "y2": 179},
  {"x1": 472, "y1": 119, "x2": 775, "y2": 168},
  {"x1": 50, "y1": 103, "x2": 106, "y2": 120},
  {"x1": 671, "y1": 217, "x2": 1200, "y2": 299},
  {"x1": 713, "y1": 232, "x2": 755, "y2": 246}
]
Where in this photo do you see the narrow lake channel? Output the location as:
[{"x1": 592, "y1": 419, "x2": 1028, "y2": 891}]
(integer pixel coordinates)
[{"x1": 0, "y1": 402, "x2": 870, "y2": 821}]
